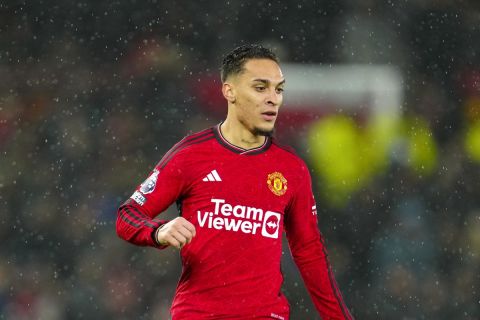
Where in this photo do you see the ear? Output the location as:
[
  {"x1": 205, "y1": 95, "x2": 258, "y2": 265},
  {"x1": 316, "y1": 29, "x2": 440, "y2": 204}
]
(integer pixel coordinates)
[{"x1": 222, "y1": 82, "x2": 236, "y2": 103}]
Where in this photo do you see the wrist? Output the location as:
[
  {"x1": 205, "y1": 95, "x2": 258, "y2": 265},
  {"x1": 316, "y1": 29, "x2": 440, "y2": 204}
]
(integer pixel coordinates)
[{"x1": 154, "y1": 224, "x2": 167, "y2": 246}]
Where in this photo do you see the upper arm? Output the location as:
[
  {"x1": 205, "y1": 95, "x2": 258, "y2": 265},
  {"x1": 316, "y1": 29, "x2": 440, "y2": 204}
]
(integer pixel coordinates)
[
  {"x1": 284, "y1": 163, "x2": 322, "y2": 257},
  {"x1": 128, "y1": 152, "x2": 189, "y2": 218}
]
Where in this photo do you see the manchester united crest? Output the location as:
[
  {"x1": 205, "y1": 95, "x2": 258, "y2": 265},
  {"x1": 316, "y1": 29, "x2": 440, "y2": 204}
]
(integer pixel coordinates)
[{"x1": 267, "y1": 172, "x2": 287, "y2": 196}]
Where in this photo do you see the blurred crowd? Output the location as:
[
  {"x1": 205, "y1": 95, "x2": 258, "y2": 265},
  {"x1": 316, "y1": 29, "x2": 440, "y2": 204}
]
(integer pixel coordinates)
[{"x1": 1, "y1": 1, "x2": 480, "y2": 319}]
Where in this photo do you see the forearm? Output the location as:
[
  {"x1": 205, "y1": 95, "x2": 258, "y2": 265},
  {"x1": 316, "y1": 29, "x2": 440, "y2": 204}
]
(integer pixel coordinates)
[
  {"x1": 292, "y1": 239, "x2": 353, "y2": 320},
  {"x1": 116, "y1": 202, "x2": 167, "y2": 248}
]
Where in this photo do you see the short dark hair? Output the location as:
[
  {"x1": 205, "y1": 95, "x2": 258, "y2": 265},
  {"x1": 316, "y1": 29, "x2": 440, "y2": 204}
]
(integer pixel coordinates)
[{"x1": 220, "y1": 44, "x2": 279, "y2": 83}]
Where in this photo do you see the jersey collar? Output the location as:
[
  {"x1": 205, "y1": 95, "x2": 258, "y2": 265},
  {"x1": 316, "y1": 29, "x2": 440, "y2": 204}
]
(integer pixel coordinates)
[{"x1": 213, "y1": 123, "x2": 272, "y2": 155}]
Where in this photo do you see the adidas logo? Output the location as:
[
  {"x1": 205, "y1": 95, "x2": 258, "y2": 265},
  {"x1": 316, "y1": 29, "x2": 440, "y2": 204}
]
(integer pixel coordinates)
[{"x1": 202, "y1": 169, "x2": 222, "y2": 182}]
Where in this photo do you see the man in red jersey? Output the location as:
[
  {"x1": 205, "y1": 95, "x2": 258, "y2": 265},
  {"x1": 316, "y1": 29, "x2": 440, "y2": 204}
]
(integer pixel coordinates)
[{"x1": 116, "y1": 44, "x2": 353, "y2": 320}]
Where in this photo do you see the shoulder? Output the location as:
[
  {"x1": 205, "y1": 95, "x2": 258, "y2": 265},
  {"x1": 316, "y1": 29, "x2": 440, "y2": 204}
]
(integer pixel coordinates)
[
  {"x1": 271, "y1": 138, "x2": 309, "y2": 171},
  {"x1": 156, "y1": 127, "x2": 216, "y2": 168},
  {"x1": 272, "y1": 139, "x2": 310, "y2": 176}
]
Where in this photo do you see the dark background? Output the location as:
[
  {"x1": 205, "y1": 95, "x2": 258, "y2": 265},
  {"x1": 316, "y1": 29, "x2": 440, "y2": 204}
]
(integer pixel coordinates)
[{"x1": 1, "y1": 1, "x2": 480, "y2": 319}]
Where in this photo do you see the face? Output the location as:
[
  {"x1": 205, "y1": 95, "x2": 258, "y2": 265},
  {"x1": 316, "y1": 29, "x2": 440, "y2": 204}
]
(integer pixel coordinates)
[{"x1": 224, "y1": 59, "x2": 285, "y2": 136}]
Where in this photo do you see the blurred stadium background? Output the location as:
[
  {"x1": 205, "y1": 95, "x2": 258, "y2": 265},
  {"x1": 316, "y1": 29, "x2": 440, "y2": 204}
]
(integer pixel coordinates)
[{"x1": 1, "y1": 1, "x2": 480, "y2": 319}]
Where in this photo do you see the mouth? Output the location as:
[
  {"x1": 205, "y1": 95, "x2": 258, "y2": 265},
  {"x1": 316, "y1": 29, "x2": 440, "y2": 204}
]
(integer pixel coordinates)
[{"x1": 261, "y1": 111, "x2": 277, "y2": 121}]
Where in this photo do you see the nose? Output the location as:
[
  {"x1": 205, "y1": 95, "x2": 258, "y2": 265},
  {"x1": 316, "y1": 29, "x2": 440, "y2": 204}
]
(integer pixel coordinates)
[{"x1": 266, "y1": 89, "x2": 281, "y2": 106}]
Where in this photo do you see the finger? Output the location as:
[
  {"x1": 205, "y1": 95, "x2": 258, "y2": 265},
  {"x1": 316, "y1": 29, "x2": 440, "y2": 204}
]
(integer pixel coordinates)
[
  {"x1": 164, "y1": 234, "x2": 181, "y2": 249},
  {"x1": 171, "y1": 231, "x2": 188, "y2": 248},
  {"x1": 178, "y1": 225, "x2": 195, "y2": 243},
  {"x1": 182, "y1": 221, "x2": 196, "y2": 237}
]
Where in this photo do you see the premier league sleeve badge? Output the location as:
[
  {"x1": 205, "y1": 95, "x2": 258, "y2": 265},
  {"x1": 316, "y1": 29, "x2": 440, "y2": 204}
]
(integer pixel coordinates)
[{"x1": 139, "y1": 169, "x2": 160, "y2": 194}]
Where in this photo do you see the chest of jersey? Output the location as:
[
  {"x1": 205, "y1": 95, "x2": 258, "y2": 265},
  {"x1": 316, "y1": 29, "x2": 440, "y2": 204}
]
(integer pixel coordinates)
[{"x1": 180, "y1": 152, "x2": 294, "y2": 240}]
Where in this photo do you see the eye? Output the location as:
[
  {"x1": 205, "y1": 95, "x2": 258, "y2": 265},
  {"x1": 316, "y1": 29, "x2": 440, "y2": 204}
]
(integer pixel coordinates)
[
  {"x1": 255, "y1": 86, "x2": 266, "y2": 92},
  {"x1": 276, "y1": 87, "x2": 284, "y2": 94}
]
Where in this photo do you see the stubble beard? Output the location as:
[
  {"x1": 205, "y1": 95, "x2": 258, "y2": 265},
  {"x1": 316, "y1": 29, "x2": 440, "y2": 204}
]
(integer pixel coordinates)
[
  {"x1": 237, "y1": 111, "x2": 276, "y2": 137},
  {"x1": 253, "y1": 126, "x2": 275, "y2": 137}
]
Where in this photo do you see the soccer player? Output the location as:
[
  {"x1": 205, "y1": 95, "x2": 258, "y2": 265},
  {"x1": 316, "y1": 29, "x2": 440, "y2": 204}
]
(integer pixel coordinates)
[{"x1": 116, "y1": 44, "x2": 353, "y2": 319}]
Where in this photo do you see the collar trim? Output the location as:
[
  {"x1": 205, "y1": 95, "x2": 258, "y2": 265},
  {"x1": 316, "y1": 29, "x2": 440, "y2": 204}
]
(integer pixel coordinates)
[{"x1": 213, "y1": 123, "x2": 271, "y2": 155}]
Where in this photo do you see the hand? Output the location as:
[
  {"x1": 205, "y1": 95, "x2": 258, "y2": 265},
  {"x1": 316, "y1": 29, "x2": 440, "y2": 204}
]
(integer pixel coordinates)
[{"x1": 155, "y1": 217, "x2": 196, "y2": 249}]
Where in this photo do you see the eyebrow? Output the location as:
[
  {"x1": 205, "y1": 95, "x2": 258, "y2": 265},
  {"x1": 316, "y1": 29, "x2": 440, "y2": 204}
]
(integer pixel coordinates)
[{"x1": 252, "y1": 78, "x2": 285, "y2": 86}]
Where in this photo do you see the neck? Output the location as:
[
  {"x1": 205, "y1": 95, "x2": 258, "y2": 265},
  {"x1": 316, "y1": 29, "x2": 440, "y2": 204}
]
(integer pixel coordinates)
[{"x1": 220, "y1": 119, "x2": 266, "y2": 150}]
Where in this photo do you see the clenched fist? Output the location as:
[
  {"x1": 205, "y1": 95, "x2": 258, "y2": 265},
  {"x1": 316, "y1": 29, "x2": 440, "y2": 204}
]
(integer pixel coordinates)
[{"x1": 155, "y1": 217, "x2": 196, "y2": 249}]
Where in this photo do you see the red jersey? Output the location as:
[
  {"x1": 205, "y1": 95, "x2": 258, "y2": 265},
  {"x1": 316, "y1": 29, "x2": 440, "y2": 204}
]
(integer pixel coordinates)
[{"x1": 116, "y1": 125, "x2": 353, "y2": 320}]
